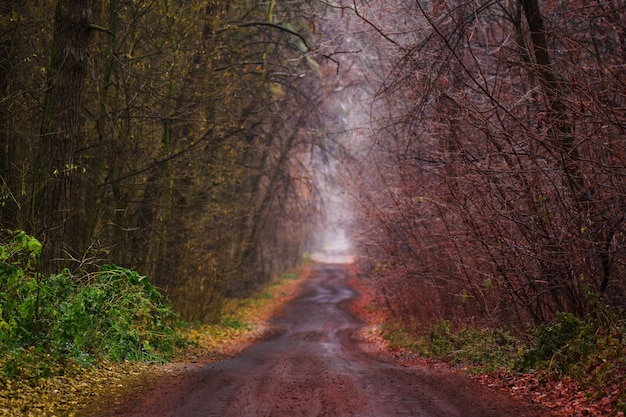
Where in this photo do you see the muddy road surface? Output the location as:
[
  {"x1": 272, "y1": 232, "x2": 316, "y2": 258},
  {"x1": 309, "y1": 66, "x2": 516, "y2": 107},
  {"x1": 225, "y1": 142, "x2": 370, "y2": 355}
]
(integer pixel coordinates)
[{"x1": 105, "y1": 264, "x2": 545, "y2": 417}]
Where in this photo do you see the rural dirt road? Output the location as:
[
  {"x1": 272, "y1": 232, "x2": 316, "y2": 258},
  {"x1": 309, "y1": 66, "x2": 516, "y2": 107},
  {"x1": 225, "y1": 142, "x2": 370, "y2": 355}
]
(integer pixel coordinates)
[{"x1": 98, "y1": 263, "x2": 547, "y2": 417}]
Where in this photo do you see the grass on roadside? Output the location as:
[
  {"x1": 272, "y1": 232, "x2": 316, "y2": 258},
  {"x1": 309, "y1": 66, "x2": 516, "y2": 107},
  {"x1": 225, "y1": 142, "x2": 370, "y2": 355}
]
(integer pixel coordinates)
[
  {"x1": 174, "y1": 269, "x2": 308, "y2": 362},
  {"x1": 382, "y1": 319, "x2": 520, "y2": 373}
]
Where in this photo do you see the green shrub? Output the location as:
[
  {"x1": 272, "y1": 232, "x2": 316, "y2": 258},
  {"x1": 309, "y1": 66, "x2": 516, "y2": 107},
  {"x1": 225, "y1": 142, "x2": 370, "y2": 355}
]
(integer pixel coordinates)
[
  {"x1": 381, "y1": 319, "x2": 421, "y2": 351},
  {"x1": 49, "y1": 265, "x2": 180, "y2": 362},
  {"x1": 446, "y1": 326, "x2": 518, "y2": 371},
  {"x1": 427, "y1": 320, "x2": 455, "y2": 358},
  {"x1": 515, "y1": 311, "x2": 624, "y2": 380},
  {"x1": 516, "y1": 312, "x2": 591, "y2": 374},
  {"x1": 0, "y1": 230, "x2": 45, "y2": 347},
  {"x1": 382, "y1": 319, "x2": 520, "y2": 371},
  {"x1": 0, "y1": 230, "x2": 182, "y2": 380}
]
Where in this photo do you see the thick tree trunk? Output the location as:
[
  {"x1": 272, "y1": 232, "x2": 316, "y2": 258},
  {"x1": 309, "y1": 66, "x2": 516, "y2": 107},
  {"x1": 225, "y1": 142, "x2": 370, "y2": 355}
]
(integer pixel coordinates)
[
  {"x1": 34, "y1": 0, "x2": 94, "y2": 267},
  {"x1": 0, "y1": 0, "x2": 26, "y2": 230}
]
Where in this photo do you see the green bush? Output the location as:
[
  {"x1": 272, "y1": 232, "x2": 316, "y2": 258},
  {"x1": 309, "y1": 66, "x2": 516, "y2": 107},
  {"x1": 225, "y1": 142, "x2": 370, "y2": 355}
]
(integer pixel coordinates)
[
  {"x1": 516, "y1": 312, "x2": 595, "y2": 374},
  {"x1": 513, "y1": 310, "x2": 626, "y2": 410},
  {"x1": 427, "y1": 320, "x2": 455, "y2": 358},
  {"x1": 0, "y1": 230, "x2": 182, "y2": 380},
  {"x1": 0, "y1": 230, "x2": 45, "y2": 347},
  {"x1": 382, "y1": 319, "x2": 520, "y2": 372},
  {"x1": 381, "y1": 319, "x2": 421, "y2": 351},
  {"x1": 446, "y1": 326, "x2": 518, "y2": 371},
  {"x1": 516, "y1": 311, "x2": 625, "y2": 382},
  {"x1": 49, "y1": 265, "x2": 180, "y2": 362}
]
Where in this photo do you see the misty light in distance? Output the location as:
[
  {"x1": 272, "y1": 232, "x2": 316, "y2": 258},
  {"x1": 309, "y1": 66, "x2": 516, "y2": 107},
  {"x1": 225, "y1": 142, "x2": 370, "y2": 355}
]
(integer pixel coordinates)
[{"x1": 310, "y1": 228, "x2": 355, "y2": 264}]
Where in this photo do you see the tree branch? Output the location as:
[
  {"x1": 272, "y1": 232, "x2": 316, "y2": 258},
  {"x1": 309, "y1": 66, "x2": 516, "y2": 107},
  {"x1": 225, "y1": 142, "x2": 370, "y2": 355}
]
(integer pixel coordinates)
[
  {"x1": 88, "y1": 23, "x2": 114, "y2": 36},
  {"x1": 217, "y1": 21, "x2": 312, "y2": 51}
]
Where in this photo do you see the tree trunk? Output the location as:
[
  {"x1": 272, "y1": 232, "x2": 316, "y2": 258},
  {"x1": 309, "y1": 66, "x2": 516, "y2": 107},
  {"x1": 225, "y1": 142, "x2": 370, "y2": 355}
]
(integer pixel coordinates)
[
  {"x1": 34, "y1": 0, "x2": 94, "y2": 267},
  {"x1": 520, "y1": 0, "x2": 586, "y2": 199},
  {"x1": 0, "y1": 0, "x2": 26, "y2": 230}
]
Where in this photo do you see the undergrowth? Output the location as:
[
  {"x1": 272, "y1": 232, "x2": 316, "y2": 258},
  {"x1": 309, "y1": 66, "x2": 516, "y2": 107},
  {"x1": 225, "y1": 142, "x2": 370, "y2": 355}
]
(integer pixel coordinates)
[
  {"x1": 0, "y1": 230, "x2": 182, "y2": 383},
  {"x1": 382, "y1": 319, "x2": 520, "y2": 372},
  {"x1": 382, "y1": 310, "x2": 626, "y2": 410},
  {"x1": 0, "y1": 233, "x2": 308, "y2": 416},
  {"x1": 515, "y1": 311, "x2": 625, "y2": 392}
]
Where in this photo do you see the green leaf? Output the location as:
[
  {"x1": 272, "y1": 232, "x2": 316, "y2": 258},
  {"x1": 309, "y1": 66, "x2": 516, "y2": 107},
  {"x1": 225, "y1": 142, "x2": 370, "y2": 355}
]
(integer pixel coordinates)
[{"x1": 26, "y1": 238, "x2": 42, "y2": 255}]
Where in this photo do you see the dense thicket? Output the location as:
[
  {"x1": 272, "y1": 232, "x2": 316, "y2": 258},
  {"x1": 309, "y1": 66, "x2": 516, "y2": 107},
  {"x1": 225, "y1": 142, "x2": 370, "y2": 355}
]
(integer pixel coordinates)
[
  {"x1": 347, "y1": 0, "x2": 626, "y2": 327},
  {"x1": 0, "y1": 0, "x2": 329, "y2": 321}
]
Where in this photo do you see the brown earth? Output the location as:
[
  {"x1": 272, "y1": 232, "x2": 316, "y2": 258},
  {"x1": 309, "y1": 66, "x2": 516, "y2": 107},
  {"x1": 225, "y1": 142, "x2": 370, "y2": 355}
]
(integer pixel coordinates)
[{"x1": 94, "y1": 263, "x2": 549, "y2": 417}]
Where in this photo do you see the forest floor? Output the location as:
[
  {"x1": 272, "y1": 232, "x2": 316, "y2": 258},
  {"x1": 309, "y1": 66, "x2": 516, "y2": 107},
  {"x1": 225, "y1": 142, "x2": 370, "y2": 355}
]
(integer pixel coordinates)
[{"x1": 1, "y1": 262, "x2": 622, "y2": 416}]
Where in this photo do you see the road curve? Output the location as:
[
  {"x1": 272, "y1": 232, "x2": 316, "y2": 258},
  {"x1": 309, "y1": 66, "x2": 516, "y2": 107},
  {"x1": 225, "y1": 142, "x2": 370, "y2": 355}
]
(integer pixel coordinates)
[{"x1": 103, "y1": 263, "x2": 545, "y2": 417}]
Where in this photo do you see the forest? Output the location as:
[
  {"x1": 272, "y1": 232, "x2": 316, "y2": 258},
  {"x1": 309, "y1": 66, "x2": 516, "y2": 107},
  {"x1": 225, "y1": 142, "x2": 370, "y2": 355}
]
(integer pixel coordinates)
[
  {"x1": 1, "y1": 0, "x2": 625, "y2": 414},
  {"x1": 1, "y1": 0, "x2": 331, "y2": 322},
  {"x1": 344, "y1": 0, "x2": 626, "y2": 328}
]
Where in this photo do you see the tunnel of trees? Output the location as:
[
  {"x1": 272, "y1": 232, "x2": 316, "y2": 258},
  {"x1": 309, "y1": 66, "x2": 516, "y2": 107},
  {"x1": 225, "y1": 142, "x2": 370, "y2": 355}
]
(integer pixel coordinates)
[{"x1": 2, "y1": 0, "x2": 625, "y2": 330}]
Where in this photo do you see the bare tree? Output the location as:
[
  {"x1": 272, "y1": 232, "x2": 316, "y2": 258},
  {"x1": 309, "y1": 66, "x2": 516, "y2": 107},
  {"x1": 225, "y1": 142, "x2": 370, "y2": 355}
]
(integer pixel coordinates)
[{"x1": 345, "y1": 0, "x2": 626, "y2": 327}]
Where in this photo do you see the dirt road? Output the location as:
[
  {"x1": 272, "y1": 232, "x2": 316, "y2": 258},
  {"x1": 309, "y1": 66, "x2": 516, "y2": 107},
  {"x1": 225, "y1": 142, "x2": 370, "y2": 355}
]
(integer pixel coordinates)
[{"x1": 102, "y1": 263, "x2": 546, "y2": 417}]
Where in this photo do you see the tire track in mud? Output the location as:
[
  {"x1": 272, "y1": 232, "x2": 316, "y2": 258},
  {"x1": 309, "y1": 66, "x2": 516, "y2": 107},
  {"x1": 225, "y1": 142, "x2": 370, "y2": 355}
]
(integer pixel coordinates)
[{"x1": 101, "y1": 264, "x2": 547, "y2": 417}]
